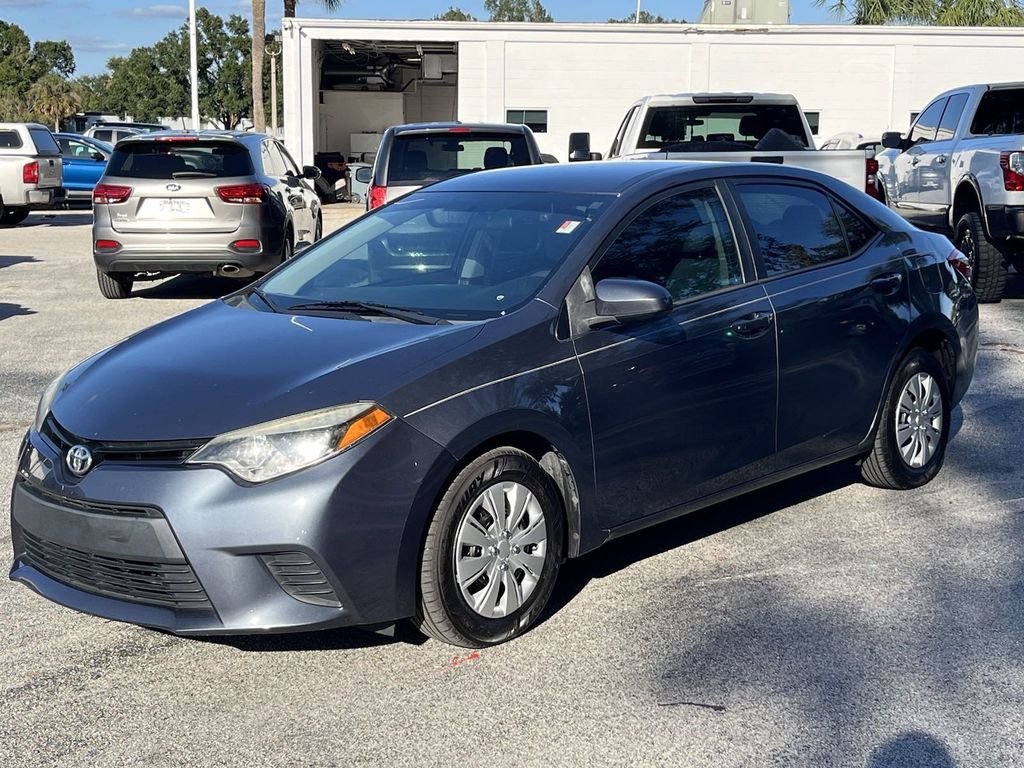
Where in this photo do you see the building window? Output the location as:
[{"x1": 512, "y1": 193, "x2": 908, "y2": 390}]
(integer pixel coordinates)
[
  {"x1": 506, "y1": 109, "x2": 548, "y2": 133},
  {"x1": 804, "y1": 111, "x2": 820, "y2": 136},
  {"x1": 910, "y1": 111, "x2": 920, "y2": 125}
]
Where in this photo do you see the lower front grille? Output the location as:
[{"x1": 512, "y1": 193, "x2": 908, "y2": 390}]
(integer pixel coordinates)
[
  {"x1": 21, "y1": 530, "x2": 212, "y2": 611},
  {"x1": 260, "y1": 552, "x2": 341, "y2": 608}
]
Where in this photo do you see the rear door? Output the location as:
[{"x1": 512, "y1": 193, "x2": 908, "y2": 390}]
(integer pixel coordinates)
[
  {"x1": 27, "y1": 127, "x2": 62, "y2": 188},
  {"x1": 731, "y1": 180, "x2": 910, "y2": 467},
  {"x1": 102, "y1": 138, "x2": 255, "y2": 234}
]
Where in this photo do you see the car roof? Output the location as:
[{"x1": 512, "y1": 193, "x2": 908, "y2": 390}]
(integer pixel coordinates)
[
  {"x1": 114, "y1": 130, "x2": 265, "y2": 145},
  {"x1": 390, "y1": 122, "x2": 531, "y2": 136}
]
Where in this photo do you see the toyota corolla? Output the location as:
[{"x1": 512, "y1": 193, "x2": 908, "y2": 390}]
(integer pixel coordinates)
[{"x1": 10, "y1": 161, "x2": 978, "y2": 647}]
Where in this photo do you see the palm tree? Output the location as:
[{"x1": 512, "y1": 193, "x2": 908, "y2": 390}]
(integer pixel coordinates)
[
  {"x1": 252, "y1": 0, "x2": 266, "y2": 131},
  {"x1": 283, "y1": 0, "x2": 344, "y2": 18},
  {"x1": 27, "y1": 74, "x2": 80, "y2": 131}
]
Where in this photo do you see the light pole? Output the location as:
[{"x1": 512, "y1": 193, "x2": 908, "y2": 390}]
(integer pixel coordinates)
[
  {"x1": 189, "y1": 0, "x2": 200, "y2": 129},
  {"x1": 635, "y1": 0, "x2": 641, "y2": 22},
  {"x1": 266, "y1": 33, "x2": 282, "y2": 137}
]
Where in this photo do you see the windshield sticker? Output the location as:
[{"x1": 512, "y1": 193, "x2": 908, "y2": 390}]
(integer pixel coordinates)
[{"x1": 556, "y1": 220, "x2": 581, "y2": 234}]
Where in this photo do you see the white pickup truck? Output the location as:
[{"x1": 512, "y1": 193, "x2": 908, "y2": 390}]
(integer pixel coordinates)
[
  {"x1": 878, "y1": 82, "x2": 1024, "y2": 302},
  {"x1": 0, "y1": 122, "x2": 64, "y2": 225},
  {"x1": 568, "y1": 93, "x2": 878, "y2": 198}
]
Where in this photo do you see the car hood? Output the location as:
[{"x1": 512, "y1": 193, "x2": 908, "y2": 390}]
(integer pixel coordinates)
[{"x1": 50, "y1": 299, "x2": 485, "y2": 441}]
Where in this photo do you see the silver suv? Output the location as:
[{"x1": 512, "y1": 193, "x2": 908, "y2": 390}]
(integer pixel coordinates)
[
  {"x1": 0, "y1": 122, "x2": 64, "y2": 226},
  {"x1": 92, "y1": 131, "x2": 322, "y2": 299},
  {"x1": 84, "y1": 122, "x2": 168, "y2": 144}
]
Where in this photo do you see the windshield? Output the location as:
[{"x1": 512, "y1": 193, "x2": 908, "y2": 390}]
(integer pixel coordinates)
[
  {"x1": 387, "y1": 133, "x2": 532, "y2": 185},
  {"x1": 638, "y1": 105, "x2": 809, "y2": 150},
  {"x1": 260, "y1": 191, "x2": 610, "y2": 321},
  {"x1": 106, "y1": 141, "x2": 254, "y2": 179}
]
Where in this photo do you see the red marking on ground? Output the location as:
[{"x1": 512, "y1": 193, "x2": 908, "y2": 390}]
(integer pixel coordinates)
[{"x1": 442, "y1": 651, "x2": 482, "y2": 670}]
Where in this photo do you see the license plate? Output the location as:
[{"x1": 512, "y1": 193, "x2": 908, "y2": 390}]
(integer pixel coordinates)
[{"x1": 138, "y1": 198, "x2": 211, "y2": 219}]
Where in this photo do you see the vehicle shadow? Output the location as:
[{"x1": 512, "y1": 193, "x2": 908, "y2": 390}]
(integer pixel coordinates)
[
  {"x1": 867, "y1": 731, "x2": 957, "y2": 767},
  {"x1": 0, "y1": 303, "x2": 36, "y2": 321},
  {"x1": 0, "y1": 256, "x2": 39, "y2": 270},
  {"x1": 133, "y1": 274, "x2": 251, "y2": 300},
  {"x1": 1001, "y1": 268, "x2": 1024, "y2": 300},
  {"x1": 18, "y1": 212, "x2": 93, "y2": 227},
  {"x1": 200, "y1": 620, "x2": 427, "y2": 653}
]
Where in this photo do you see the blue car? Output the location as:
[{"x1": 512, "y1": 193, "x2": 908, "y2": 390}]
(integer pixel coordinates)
[
  {"x1": 53, "y1": 133, "x2": 111, "y2": 202},
  {"x1": 9, "y1": 161, "x2": 978, "y2": 647}
]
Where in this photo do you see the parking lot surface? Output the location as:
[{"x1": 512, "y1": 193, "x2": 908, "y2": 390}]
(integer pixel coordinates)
[{"x1": 2, "y1": 209, "x2": 1023, "y2": 767}]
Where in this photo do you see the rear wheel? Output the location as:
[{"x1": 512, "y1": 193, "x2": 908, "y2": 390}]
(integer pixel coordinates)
[
  {"x1": 955, "y1": 211, "x2": 1007, "y2": 302},
  {"x1": 281, "y1": 232, "x2": 293, "y2": 263},
  {"x1": 96, "y1": 269, "x2": 133, "y2": 300},
  {"x1": 1, "y1": 206, "x2": 29, "y2": 226},
  {"x1": 416, "y1": 447, "x2": 564, "y2": 648},
  {"x1": 314, "y1": 214, "x2": 323, "y2": 243},
  {"x1": 861, "y1": 349, "x2": 950, "y2": 490}
]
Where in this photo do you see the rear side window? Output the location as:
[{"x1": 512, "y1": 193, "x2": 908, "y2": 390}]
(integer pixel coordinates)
[
  {"x1": 0, "y1": 130, "x2": 22, "y2": 149},
  {"x1": 736, "y1": 183, "x2": 850, "y2": 276},
  {"x1": 106, "y1": 142, "x2": 254, "y2": 179},
  {"x1": 970, "y1": 87, "x2": 1024, "y2": 135},
  {"x1": 592, "y1": 186, "x2": 743, "y2": 302},
  {"x1": 28, "y1": 128, "x2": 61, "y2": 155},
  {"x1": 386, "y1": 132, "x2": 532, "y2": 185}
]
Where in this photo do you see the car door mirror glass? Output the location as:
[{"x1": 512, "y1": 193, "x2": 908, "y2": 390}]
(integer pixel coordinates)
[
  {"x1": 881, "y1": 132, "x2": 904, "y2": 150},
  {"x1": 593, "y1": 278, "x2": 672, "y2": 322},
  {"x1": 302, "y1": 165, "x2": 321, "y2": 180},
  {"x1": 354, "y1": 167, "x2": 372, "y2": 184}
]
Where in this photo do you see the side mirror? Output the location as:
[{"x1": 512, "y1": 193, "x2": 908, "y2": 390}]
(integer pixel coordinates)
[
  {"x1": 302, "y1": 165, "x2": 321, "y2": 180},
  {"x1": 881, "y1": 132, "x2": 905, "y2": 150},
  {"x1": 594, "y1": 278, "x2": 672, "y2": 322},
  {"x1": 540, "y1": 153, "x2": 559, "y2": 164},
  {"x1": 590, "y1": 152, "x2": 603, "y2": 161},
  {"x1": 568, "y1": 132, "x2": 592, "y2": 162},
  {"x1": 354, "y1": 167, "x2": 372, "y2": 184}
]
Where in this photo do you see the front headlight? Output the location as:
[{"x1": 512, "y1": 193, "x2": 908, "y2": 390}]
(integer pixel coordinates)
[
  {"x1": 33, "y1": 370, "x2": 71, "y2": 432},
  {"x1": 186, "y1": 403, "x2": 392, "y2": 483}
]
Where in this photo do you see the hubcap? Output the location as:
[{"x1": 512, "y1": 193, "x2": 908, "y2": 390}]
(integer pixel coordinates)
[
  {"x1": 895, "y1": 372, "x2": 943, "y2": 468},
  {"x1": 453, "y1": 481, "x2": 547, "y2": 618}
]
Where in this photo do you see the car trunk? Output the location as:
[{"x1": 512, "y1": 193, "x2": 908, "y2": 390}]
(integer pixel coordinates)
[{"x1": 28, "y1": 128, "x2": 62, "y2": 189}]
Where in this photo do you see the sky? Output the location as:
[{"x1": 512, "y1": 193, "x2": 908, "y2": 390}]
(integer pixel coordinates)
[{"x1": 0, "y1": 0, "x2": 840, "y2": 76}]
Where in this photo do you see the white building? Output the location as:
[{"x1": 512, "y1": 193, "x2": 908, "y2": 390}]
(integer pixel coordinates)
[{"x1": 281, "y1": 19, "x2": 1024, "y2": 165}]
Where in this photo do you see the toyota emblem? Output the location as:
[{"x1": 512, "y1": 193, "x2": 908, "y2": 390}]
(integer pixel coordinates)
[
  {"x1": 66, "y1": 444, "x2": 93, "y2": 476},
  {"x1": 165, "y1": 183, "x2": 182, "y2": 192}
]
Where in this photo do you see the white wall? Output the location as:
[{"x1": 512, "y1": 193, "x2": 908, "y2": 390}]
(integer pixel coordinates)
[
  {"x1": 318, "y1": 91, "x2": 403, "y2": 158},
  {"x1": 403, "y1": 82, "x2": 457, "y2": 123},
  {"x1": 284, "y1": 20, "x2": 1024, "y2": 164}
]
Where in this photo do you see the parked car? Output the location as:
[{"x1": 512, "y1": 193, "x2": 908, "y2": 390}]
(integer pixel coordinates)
[
  {"x1": 91, "y1": 130, "x2": 322, "y2": 299},
  {"x1": 570, "y1": 93, "x2": 880, "y2": 198},
  {"x1": 366, "y1": 122, "x2": 546, "y2": 209},
  {"x1": 879, "y1": 82, "x2": 1024, "y2": 302},
  {"x1": 84, "y1": 121, "x2": 168, "y2": 144},
  {"x1": 821, "y1": 132, "x2": 882, "y2": 154},
  {"x1": 53, "y1": 132, "x2": 112, "y2": 203},
  {"x1": 11, "y1": 161, "x2": 977, "y2": 647},
  {"x1": 0, "y1": 122, "x2": 65, "y2": 225}
]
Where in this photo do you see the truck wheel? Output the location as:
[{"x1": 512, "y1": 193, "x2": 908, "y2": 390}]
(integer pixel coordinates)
[
  {"x1": 955, "y1": 211, "x2": 1008, "y2": 302},
  {"x1": 96, "y1": 269, "x2": 133, "y2": 300},
  {"x1": 1, "y1": 206, "x2": 30, "y2": 226}
]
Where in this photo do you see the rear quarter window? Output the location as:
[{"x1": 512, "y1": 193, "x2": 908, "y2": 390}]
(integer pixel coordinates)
[
  {"x1": 0, "y1": 130, "x2": 23, "y2": 149},
  {"x1": 106, "y1": 142, "x2": 255, "y2": 179},
  {"x1": 970, "y1": 88, "x2": 1024, "y2": 135},
  {"x1": 28, "y1": 128, "x2": 61, "y2": 155}
]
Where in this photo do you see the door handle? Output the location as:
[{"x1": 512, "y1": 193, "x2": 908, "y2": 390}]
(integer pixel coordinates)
[
  {"x1": 731, "y1": 311, "x2": 773, "y2": 338},
  {"x1": 936, "y1": 155, "x2": 947, "y2": 164},
  {"x1": 869, "y1": 272, "x2": 903, "y2": 295},
  {"x1": 910, "y1": 156, "x2": 920, "y2": 166}
]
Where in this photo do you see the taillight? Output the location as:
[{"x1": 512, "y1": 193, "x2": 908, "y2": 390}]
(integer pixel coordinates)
[
  {"x1": 368, "y1": 185, "x2": 387, "y2": 210},
  {"x1": 92, "y1": 183, "x2": 132, "y2": 204},
  {"x1": 948, "y1": 248, "x2": 972, "y2": 282},
  {"x1": 865, "y1": 157, "x2": 880, "y2": 199},
  {"x1": 1000, "y1": 151, "x2": 1024, "y2": 191},
  {"x1": 22, "y1": 161, "x2": 38, "y2": 184},
  {"x1": 216, "y1": 183, "x2": 265, "y2": 204},
  {"x1": 94, "y1": 239, "x2": 121, "y2": 251},
  {"x1": 230, "y1": 239, "x2": 261, "y2": 251}
]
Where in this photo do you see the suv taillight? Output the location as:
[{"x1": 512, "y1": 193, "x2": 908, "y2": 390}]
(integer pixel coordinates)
[
  {"x1": 23, "y1": 161, "x2": 38, "y2": 184},
  {"x1": 216, "y1": 183, "x2": 266, "y2": 204},
  {"x1": 93, "y1": 183, "x2": 133, "y2": 204},
  {"x1": 368, "y1": 185, "x2": 387, "y2": 210},
  {"x1": 1000, "y1": 151, "x2": 1024, "y2": 191},
  {"x1": 865, "y1": 157, "x2": 880, "y2": 199},
  {"x1": 948, "y1": 248, "x2": 972, "y2": 282}
]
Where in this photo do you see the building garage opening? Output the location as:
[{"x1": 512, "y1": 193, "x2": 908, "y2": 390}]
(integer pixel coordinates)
[{"x1": 316, "y1": 40, "x2": 458, "y2": 164}]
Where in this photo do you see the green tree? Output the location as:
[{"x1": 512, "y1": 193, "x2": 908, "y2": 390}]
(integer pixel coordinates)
[
  {"x1": 73, "y1": 74, "x2": 114, "y2": 113},
  {"x1": 484, "y1": 0, "x2": 554, "y2": 21},
  {"x1": 608, "y1": 11, "x2": 686, "y2": 22},
  {"x1": 0, "y1": 21, "x2": 78, "y2": 120},
  {"x1": 434, "y1": 6, "x2": 477, "y2": 19},
  {"x1": 27, "y1": 74, "x2": 81, "y2": 131},
  {"x1": 816, "y1": 0, "x2": 1024, "y2": 24},
  {"x1": 283, "y1": 0, "x2": 344, "y2": 17},
  {"x1": 106, "y1": 48, "x2": 178, "y2": 122},
  {"x1": 30, "y1": 40, "x2": 75, "y2": 79}
]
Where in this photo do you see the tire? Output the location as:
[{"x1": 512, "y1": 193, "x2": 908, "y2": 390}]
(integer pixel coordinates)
[
  {"x1": 281, "y1": 232, "x2": 293, "y2": 263},
  {"x1": 1, "y1": 206, "x2": 30, "y2": 226},
  {"x1": 416, "y1": 447, "x2": 565, "y2": 648},
  {"x1": 861, "y1": 349, "x2": 951, "y2": 490},
  {"x1": 96, "y1": 269, "x2": 133, "y2": 300},
  {"x1": 313, "y1": 214, "x2": 323, "y2": 243},
  {"x1": 955, "y1": 211, "x2": 1007, "y2": 303}
]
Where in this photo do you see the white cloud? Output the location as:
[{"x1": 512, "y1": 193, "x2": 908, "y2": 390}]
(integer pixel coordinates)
[
  {"x1": 0, "y1": 0, "x2": 48, "y2": 6},
  {"x1": 67, "y1": 35, "x2": 132, "y2": 53},
  {"x1": 127, "y1": 4, "x2": 186, "y2": 17}
]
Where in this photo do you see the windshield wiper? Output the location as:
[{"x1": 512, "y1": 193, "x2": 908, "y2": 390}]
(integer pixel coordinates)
[
  {"x1": 285, "y1": 300, "x2": 449, "y2": 325},
  {"x1": 248, "y1": 286, "x2": 277, "y2": 312}
]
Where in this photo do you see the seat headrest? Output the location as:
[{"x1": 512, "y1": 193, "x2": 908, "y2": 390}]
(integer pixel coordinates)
[{"x1": 484, "y1": 146, "x2": 510, "y2": 170}]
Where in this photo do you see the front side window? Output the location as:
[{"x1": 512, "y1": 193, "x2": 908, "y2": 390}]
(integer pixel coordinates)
[
  {"x1": 909, "y1": 99, "x2": 946, "y2": 145},
  {"x1": 592, "y1": 187, "x2": 743, "y2": 303},
  {"x1": 736, "y1": 183, "x2": 850, "y2": 276},
  {"x1": 260, "y1": 191, "x2": 610, "y2": 321},
  {"x1": 608, "y1": 105, "x2": 639, "y2": 158}
]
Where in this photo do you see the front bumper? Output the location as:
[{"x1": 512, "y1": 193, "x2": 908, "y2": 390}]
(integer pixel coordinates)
[{"x1": 9, "y1": 419, "x2": 454, "y2": 635}]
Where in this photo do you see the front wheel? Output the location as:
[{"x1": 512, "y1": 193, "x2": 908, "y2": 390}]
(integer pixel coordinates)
[
  {"x1": 416, "y1": 447, "x2": 564, "y2": 648},
  {"x1": 955, "y1": 211, "x2": 1007, "y2": 302},
  {"x1": 861, "y1": 349, "x2": 951, "y2": 490},
  {"x1": 96, "y1": 269, "x2": 133, "y2": 299}
]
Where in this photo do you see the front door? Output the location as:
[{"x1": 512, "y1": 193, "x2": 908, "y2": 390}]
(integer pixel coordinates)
[
  {"x1": 574, "y1": 184, "x2": 778, "y2": 531},
  {"x1": 891, "y1": 97, "x2": 947, "y2": 226},
  {"x1": 914, "y1": 92, "x2": 970, "y2": 229}
]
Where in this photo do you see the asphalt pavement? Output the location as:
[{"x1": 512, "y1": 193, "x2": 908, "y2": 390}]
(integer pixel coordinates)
[{"x1": 1, "y1": 209, "x2": 1023, "y2": 767}]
